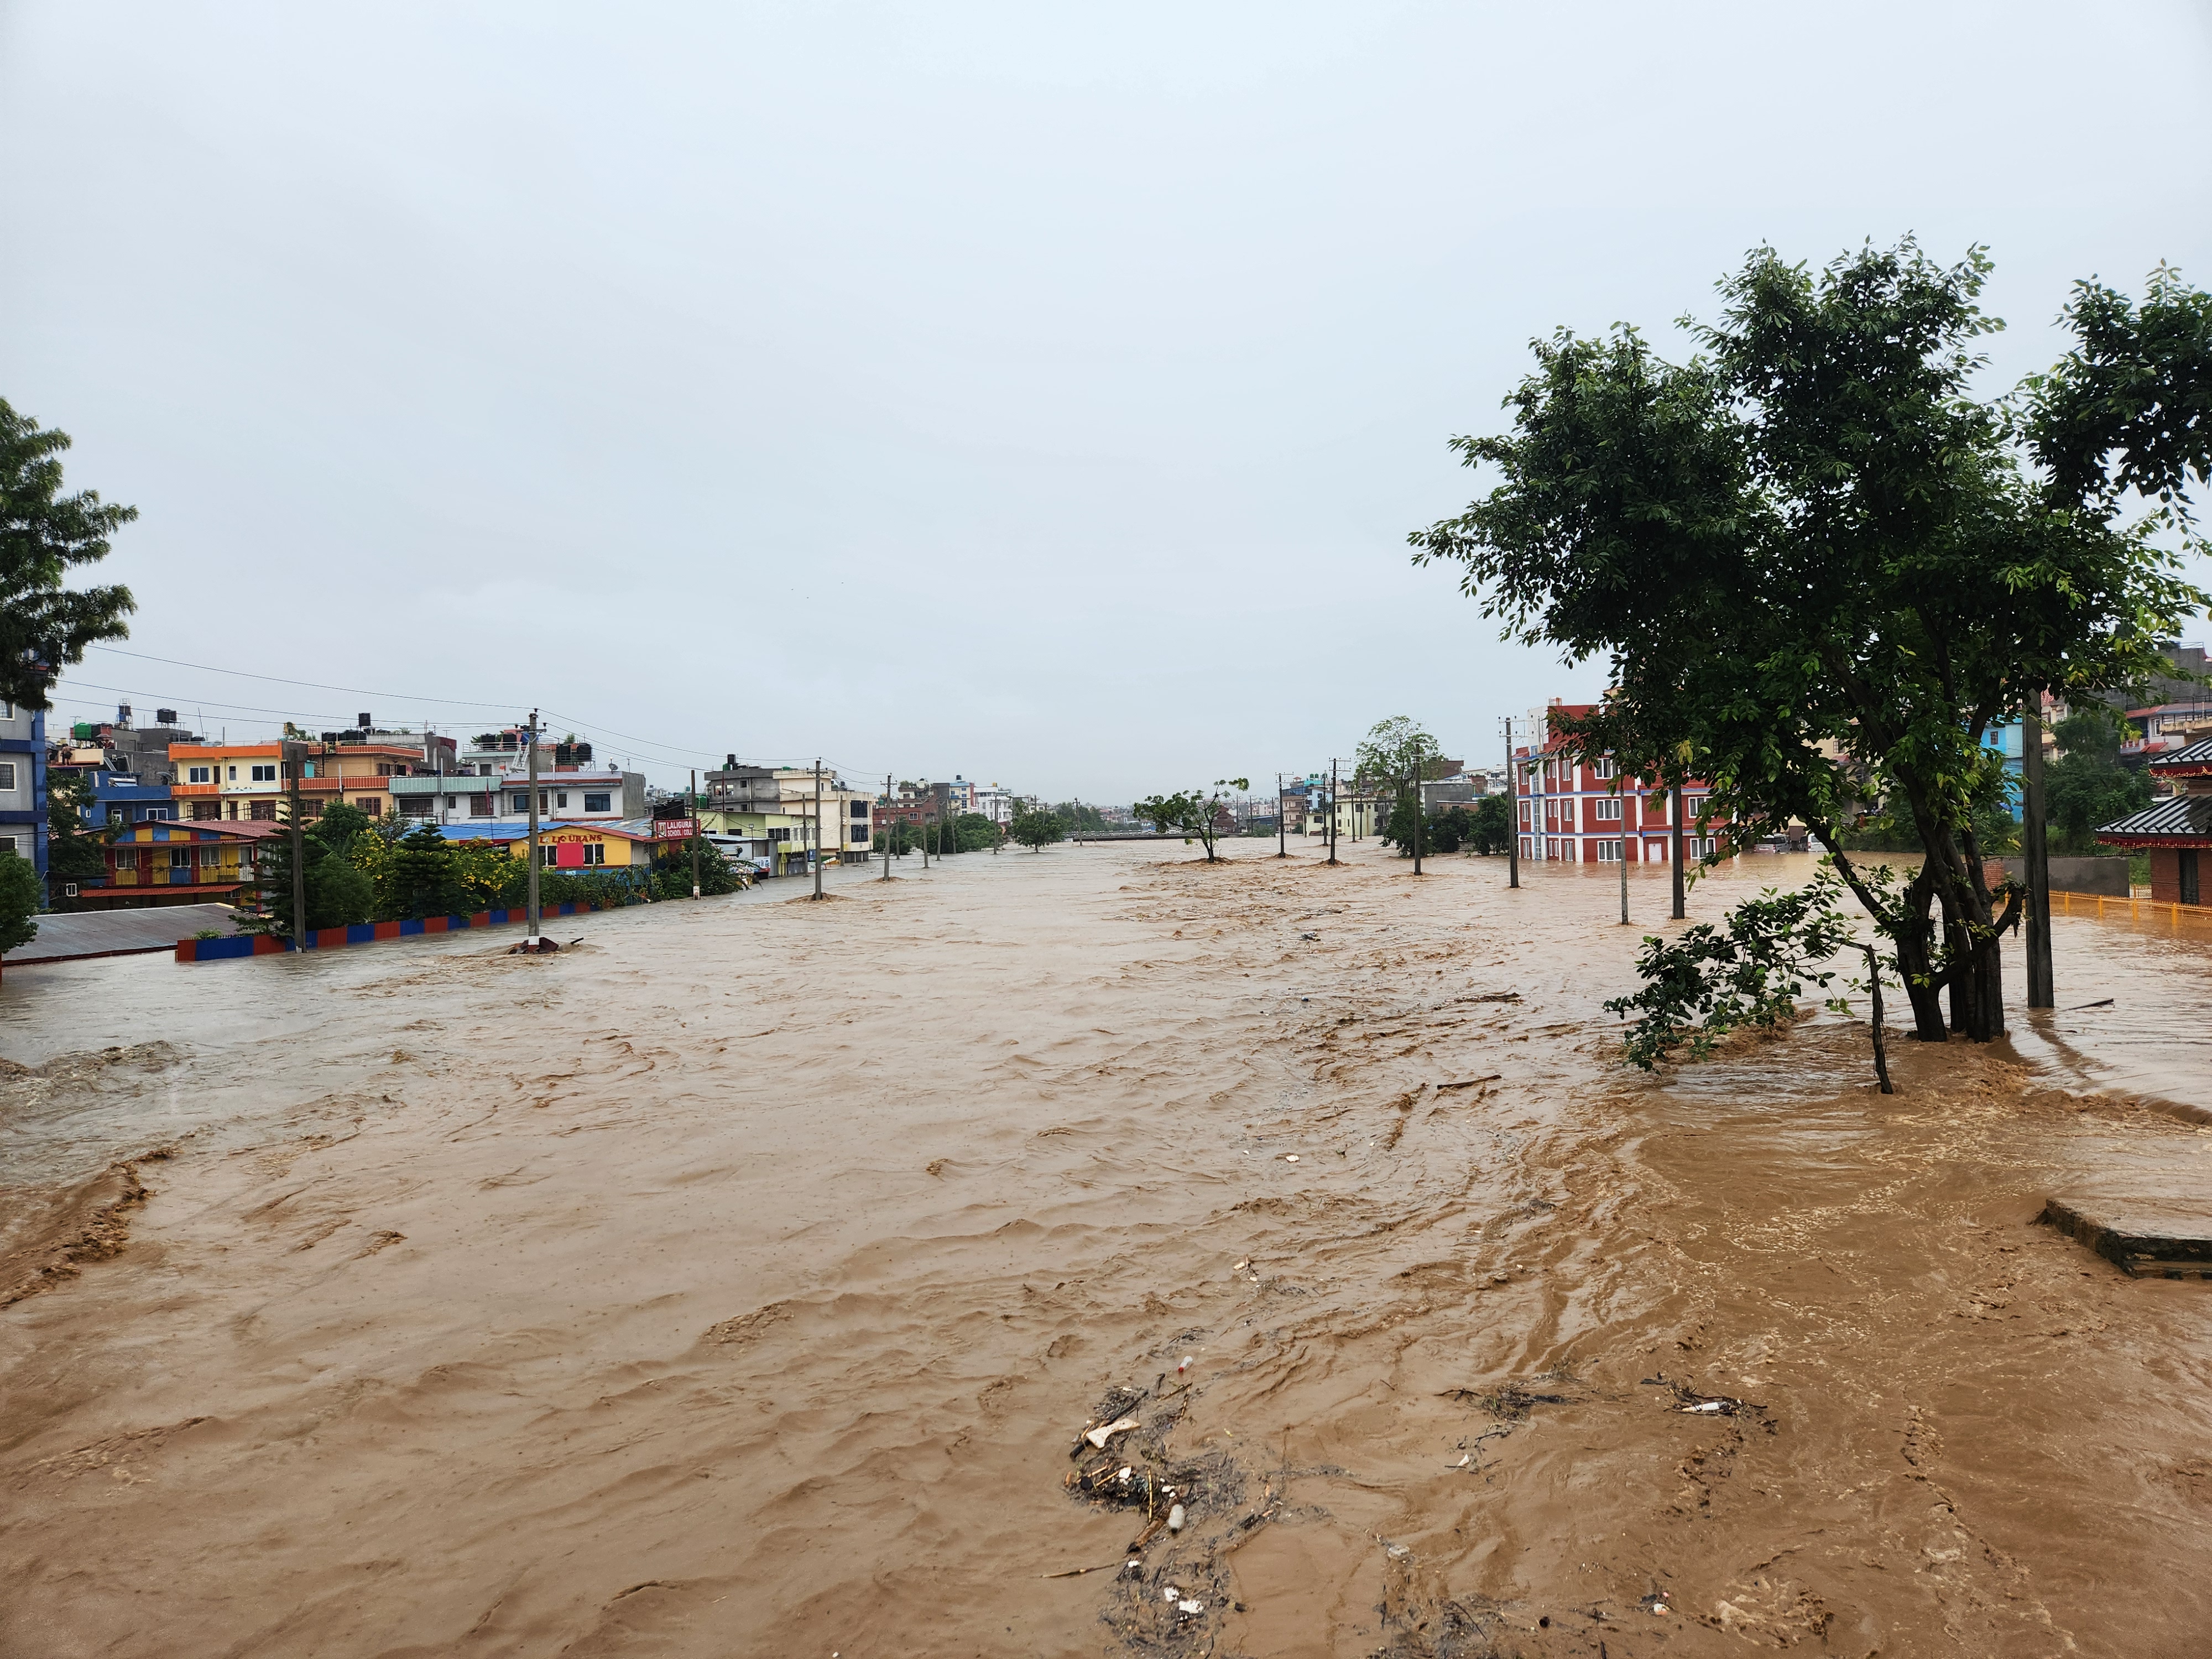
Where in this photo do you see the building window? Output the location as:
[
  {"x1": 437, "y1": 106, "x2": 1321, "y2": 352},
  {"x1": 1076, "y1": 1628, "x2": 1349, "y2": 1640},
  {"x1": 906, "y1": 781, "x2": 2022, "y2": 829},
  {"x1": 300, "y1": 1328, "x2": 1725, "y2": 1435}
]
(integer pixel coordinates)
[
  {"x1": 583, "y1": 843, "x2": 605, "y2": 866},
  {"x1": 445, "y1": 795, "x2": 458, "y2": 809},
  {"x1": 0, "y1": 761, "x2": 14, "y2": 792},
  {"x1": 187, "y1": 765, "x2": 211, "y2": 784},
  {"x1": 1594, "y1": 758, "x2": 1616, "y2": 779},
  {"x1": 228, "y1": 765, "x2": 238, "y2": 781},
  {"x1": 471, "y1": 794, "x2": 494, "y2": 816},
  {"x1": 114, "y1": 846, "x2": 137, "y2": 869},
  {"x1": 251, "y1": 763, "x2": 276, "y2": 783},
  {"x1": 192, "y1": 800, "x2": 222, "y2": 821},
  {"x1": 398, "y1": 796, "x2": 431, "y2": 818},
  {"x1": 512, "y1": 792, "x2": 530, "y2": 812},
  {"x1": 169, "y1": 847, "x2": 193, "y2": 870},
  {"x1": 851, "y1": 802, "x2": 868, "y2": 817},
  {"x1": 250, "y1": 800, "x2": 277, "y2": 820},
  {"x1": 1593, "y1": 797, "x2": 1622, "y2": 822},
  {"x1": 583, "y1": 792, "x2": 611, "y2": 813},
  {"x1": 554, "y1": 792, "x2": 568, "y2": 809},
  {"x1": 200, "y1": 844, "x2": 221, "y2": 867}
]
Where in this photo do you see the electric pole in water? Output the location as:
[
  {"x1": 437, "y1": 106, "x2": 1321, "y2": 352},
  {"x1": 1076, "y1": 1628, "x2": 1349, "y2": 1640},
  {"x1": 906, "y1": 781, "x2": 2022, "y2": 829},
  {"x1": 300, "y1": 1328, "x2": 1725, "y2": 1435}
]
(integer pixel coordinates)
[
  {"x1": 284, "y1": 739, "x2": 307, "y2": 948},
  {"x1": 1327, "y1": 759, "x2": 1340, "y2": 866},
  {"x1": 1503, "y1": 716, "x2": 1520, "y2": 890},
  {"x1": 2023, "y1": 696, "x2": 2054, "y2": 1007},
  {"x1": 881, "y1": 774, "x2": 893, "y2": 880},
  {"x1": 1619, "y1": 807, "x2": 1629, "y2": 925},
  {"x1": 1669, "y1": 785, "x2": 1686, "y2": 921},
  {"x1": 690, "y1": 768, "x2": 701, "y2": 899},
  {"x1": 1411, "y1": 740, "x2": 1425, "y2": 876},
  {"x1": 1275, "y1": 772, "x2": 1287, "y2": 859},
  {"x1": 812, "y1": 759, "x2": 825, "y2": 899},
  {"x1": 525, "y1": 710, "x2": 541, "y2": 942}
]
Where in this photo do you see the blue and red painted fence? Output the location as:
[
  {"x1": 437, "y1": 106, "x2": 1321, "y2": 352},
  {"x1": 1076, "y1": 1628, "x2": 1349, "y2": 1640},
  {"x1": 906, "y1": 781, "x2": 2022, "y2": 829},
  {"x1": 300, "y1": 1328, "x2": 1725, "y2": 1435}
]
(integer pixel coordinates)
[{"x1": 176, "y1": 901, "x2": 614, "y2": 962}]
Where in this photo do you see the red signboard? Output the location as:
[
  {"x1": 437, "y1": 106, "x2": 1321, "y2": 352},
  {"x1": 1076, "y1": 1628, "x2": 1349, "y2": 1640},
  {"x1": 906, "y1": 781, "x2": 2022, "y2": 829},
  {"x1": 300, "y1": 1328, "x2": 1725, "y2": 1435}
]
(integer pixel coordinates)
[{"x1": 658, "y1": 818, "x2": 698, "y2": 839}]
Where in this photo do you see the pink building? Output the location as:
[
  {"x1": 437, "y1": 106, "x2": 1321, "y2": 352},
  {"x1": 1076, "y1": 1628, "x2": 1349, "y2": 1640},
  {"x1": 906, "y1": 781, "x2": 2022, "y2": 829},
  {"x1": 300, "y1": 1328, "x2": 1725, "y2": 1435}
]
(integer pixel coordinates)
[{"x1": 1514, "y1": 701, "x2": 1736, "y2": 865}]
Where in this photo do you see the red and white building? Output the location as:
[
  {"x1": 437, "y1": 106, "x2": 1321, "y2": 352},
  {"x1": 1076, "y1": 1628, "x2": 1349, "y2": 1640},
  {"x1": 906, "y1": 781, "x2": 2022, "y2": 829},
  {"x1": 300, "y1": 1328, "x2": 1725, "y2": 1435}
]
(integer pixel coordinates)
[{"x1": 1514, "y1": 700, "x2": 1736, "y2": 865}]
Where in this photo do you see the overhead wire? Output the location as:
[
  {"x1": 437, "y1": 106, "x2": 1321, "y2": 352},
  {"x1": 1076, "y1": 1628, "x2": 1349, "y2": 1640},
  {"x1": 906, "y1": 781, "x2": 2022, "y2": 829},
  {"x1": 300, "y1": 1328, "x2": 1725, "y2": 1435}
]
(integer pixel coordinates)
[{"x1": 65, "y1": 645, "x2": 901, "y2": 784}]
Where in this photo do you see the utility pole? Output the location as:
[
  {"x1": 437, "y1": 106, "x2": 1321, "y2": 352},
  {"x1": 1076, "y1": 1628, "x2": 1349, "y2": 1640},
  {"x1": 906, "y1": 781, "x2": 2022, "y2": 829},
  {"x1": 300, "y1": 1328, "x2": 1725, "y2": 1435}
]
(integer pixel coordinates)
[
  {"x1": 2023, "y1": 696, "x2": 2054, "y2": 1008},
  {"x1": 1504, "y1": 717, "x2": 1520, "y2": 889},
  {"x1": 690, "y1": 767, "x2": 702, "y2": 899},
  {"x1": 882, "y1": 773, "x2": 894, "y2": 880},
  {"x1": 1411, "y1": 740, "x2": 1425, "y2": 876},
  {"x1": 526, "y1": 710, "x2": 541, "y2": 942},
  {"x1": 812, "y1": 759, "x2": 825, "y2": 899},
  {"x1": 921, "y1": 783, "x2": 931, "y2": 870},
  {"x1": 1327, "y1": 759, "x2": 1340, "y2": 866},
  {"x1": 1276, "y1": 773, "x2": 1287, "y2": 859},
  {"x1": 284, "y1": 739, "x2": 307, "y2": 950},
  {"x1": 1669, "y1": 785, "x2": 1686, "y2": 921},
  {"x1": 1619, "y1": 811, "x2": 1629, "y2": 925}
]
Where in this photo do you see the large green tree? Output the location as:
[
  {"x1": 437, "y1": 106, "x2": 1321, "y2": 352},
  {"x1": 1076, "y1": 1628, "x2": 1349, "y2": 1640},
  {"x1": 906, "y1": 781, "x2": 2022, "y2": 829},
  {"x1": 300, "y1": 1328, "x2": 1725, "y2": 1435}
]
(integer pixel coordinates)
[
  {"x1": 1412, "y1": 241, "x2": 2208, "y2": 1045},
  {"x1": 1, "y1": 400, "x2": 136, "y2": 711},
  {"x1": 1134, "y1": 779, "x2": 1248, "y2": 862},
  {"x1": 2043, "y1": 708, "x2": 2152, "y2": 854},
  {"x1": 1010, "y1": 807, "x2": 1067, "y2": 851}
]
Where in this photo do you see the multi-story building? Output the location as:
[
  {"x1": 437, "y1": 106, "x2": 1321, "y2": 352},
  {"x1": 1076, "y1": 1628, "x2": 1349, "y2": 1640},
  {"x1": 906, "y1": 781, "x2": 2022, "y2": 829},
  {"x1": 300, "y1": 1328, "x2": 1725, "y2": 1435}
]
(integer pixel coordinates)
[
  {"x1": 167, "y1": 731, "x2": 456, "y2": 823},
  {"x1": 972, "y1": 785, "x2": 1016, "y2": 827},
  {"x1": 84, "y1": 820, "x2": 286, "y2": 909},
  {"x1": 389, "y1": 729, "x2": 644, "y2": 826},
  {"x1": 0, "y1": 698, "x2": 46, "y2": 895},
  {"x1": 1514, "y1": 701, "x2": 1735, "y2": 865},
  {"x1": 703, "y1": 763, "x2": 873, "y2": 869},
  {"x1": 74, "y1": 769, "x2": 176, "y2": 830}
]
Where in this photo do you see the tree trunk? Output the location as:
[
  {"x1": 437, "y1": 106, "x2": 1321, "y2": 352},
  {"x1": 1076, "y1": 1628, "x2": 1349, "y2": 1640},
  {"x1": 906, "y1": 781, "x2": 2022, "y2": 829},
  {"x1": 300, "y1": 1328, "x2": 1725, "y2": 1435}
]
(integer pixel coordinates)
[{"x1": 1894, "y1": 879, "x2": 1951, "y2": 1042}]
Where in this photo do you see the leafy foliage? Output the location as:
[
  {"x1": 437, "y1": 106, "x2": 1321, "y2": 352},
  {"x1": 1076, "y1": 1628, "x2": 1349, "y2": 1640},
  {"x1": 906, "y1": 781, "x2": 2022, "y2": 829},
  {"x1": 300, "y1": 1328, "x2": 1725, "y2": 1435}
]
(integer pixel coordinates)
[
  {"x1": 0, "y1": 848, "x2": 39, "y2": 953},
  {"x1": 0, "y1": 399, "x2": 137, "y2": 711},
  {"x1": 1468, "y1": 793, "x2": 1514, "y2": 855},
  {"x1": 2021, "y1": 263, "x2": 2212, "y2": 516},
  {"x1": 2044, "y1": 707, "x2": 2153, "y2": 853},
  {"x1": 1411, "y1": 240, "x2": 2208, "y2": 1044},
  {"x1": 1134, "y1": 778, "x2": 1249, "y2": 862},
  {"x1": 1604, "y1": 871, "x2": 1858, "y2": 1071},
  {"x1": 1010, "y1": 808, "x2": 1066, "y2": 851}
]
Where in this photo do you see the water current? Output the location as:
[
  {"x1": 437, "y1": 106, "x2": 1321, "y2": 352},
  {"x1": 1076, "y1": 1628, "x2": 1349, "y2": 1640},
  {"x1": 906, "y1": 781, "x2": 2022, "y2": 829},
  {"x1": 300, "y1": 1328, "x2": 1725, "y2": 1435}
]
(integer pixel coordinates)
[{"x1": 3, "y1": 842, "x2": 2209, "y2": 1656}]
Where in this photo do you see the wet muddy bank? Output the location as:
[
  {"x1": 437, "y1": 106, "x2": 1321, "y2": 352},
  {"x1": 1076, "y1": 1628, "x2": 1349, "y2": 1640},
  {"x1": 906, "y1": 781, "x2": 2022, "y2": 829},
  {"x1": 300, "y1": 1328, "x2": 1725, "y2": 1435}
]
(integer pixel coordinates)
[{"x1": 3, "y1": 845, "x2": 2209, "y2": 1656}]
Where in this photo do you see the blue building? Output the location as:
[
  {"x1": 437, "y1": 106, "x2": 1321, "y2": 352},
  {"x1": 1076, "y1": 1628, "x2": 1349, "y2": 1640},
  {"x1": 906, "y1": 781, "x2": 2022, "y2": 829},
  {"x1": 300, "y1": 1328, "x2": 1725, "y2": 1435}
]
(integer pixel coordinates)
[
  {"x1": 78, "y1": 768, "x2": 176, "y2": 830},
  {"x1": 1, "y1": 700, "x2": 48, "y2": 898}
]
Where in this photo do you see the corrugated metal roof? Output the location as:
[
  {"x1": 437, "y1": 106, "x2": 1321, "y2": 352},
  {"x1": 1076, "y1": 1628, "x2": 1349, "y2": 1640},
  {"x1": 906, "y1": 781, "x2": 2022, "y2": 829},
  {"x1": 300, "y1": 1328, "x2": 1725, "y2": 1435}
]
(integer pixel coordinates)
[
  {"x1": 2148, "y1": 739, "x2": 2212, "y2": 771},
  {"x1": 2098, "y1": 792, "x2": 2212, "y2": 842}
]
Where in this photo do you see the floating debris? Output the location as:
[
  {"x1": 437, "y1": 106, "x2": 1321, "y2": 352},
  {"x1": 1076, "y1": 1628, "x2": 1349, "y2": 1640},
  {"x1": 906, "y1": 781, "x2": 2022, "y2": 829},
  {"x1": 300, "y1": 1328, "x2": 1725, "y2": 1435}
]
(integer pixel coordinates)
[{"x1": 1084, "y1": 1414, "x2": 1140, "y2": 1449}]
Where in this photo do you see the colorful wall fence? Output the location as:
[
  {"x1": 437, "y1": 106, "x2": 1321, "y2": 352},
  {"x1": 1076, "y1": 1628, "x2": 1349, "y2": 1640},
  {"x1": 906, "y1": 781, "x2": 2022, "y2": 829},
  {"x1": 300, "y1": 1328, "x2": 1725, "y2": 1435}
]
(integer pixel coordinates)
[{"x1": 175, "y1": 900, "x2": 615, "y2": 962}]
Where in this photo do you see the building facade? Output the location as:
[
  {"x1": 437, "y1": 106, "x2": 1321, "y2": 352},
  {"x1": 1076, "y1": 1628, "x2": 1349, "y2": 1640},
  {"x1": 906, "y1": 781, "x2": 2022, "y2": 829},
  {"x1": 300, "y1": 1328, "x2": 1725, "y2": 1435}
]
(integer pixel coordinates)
[
  {"x1": 88, "y1": 821, "x2": 286, "y2": 908},
  {"x1": 0, "y1": 700, "x2": 45, "y2": 894},
  {"x1": 1514, "y1": 701, "x2": 1734, "y2": 865},
  {"x1": 168, "y1": 734, "x2": 454, "y2": 822},
  {"x1": 2098, "y1": 738, "x2": 2212, "y2": 905}
]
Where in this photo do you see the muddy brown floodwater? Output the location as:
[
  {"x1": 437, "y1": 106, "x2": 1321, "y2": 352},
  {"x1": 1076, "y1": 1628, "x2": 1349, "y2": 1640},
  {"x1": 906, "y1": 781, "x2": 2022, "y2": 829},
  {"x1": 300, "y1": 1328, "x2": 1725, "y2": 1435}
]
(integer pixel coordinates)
[{"x1": 4, "y1": 842, "x2": 2212, "y2": 1658}]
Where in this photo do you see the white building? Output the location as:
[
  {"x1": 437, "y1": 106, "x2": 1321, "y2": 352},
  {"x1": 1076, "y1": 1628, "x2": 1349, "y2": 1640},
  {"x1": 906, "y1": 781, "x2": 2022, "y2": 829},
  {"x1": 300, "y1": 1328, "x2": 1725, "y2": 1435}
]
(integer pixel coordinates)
[{"x1": 389, "y1": 728, "x2": 645, "y2": 826}]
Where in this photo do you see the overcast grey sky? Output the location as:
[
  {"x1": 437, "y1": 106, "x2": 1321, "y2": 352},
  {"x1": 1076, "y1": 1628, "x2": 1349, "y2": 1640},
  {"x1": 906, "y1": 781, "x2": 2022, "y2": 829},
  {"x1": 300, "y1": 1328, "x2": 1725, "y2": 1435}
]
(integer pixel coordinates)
[{"x1": 7, "y1": 2, "x2": 2210, "y2": 799}]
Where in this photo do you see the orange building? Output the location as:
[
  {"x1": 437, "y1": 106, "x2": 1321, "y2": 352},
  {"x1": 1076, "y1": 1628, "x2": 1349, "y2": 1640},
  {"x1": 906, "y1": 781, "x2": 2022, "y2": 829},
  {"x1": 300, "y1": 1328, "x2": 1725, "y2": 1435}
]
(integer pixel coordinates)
[{"x1": 169, "y1": 735, "x2": 455, "y2": 823}]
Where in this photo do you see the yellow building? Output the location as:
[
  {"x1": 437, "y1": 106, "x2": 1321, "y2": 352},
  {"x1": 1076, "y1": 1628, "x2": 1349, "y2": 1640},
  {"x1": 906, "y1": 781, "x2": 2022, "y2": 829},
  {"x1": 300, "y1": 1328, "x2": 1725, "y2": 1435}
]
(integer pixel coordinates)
[{"x1": 89, "y1": 821, "x2": 286, "y2": 907}]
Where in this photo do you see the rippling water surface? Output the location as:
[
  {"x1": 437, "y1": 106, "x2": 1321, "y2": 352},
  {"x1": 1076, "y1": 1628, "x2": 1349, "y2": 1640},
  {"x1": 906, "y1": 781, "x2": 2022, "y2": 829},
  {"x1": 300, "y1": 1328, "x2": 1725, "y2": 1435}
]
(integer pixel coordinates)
[{"x1": 3, "y1": 844, "x2": 2210, "y2": 1657}]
